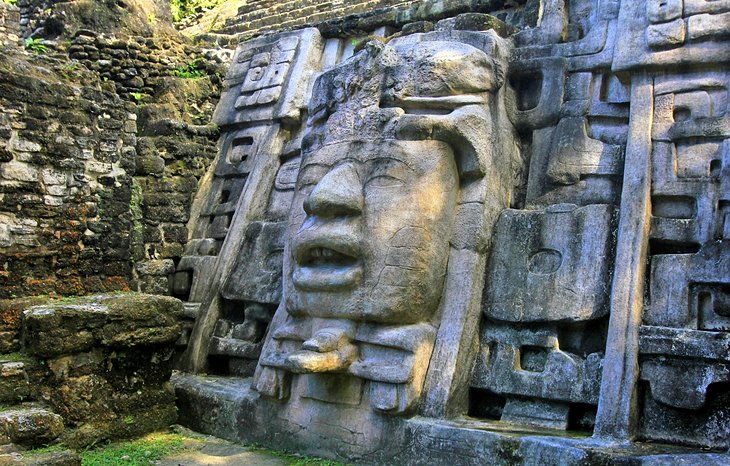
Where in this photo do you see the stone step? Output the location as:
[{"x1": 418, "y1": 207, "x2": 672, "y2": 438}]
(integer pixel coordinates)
[
  {"x1": 0, "y1": 449, "x2": 80, "y2": 466},
  {"x1": 0, "y1": 360, "x2": 31, "y2": 404},
  {"x1": 0, "y1": 354, "x2": 45, "y2": 406},
  {"x1": 0, "y1": 405, "x2": 64, "y2": 448}
]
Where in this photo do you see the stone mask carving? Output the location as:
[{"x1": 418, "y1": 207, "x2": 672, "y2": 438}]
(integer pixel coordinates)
[
  {"x1": 254, "y1": 31, "x2": 519, "y2": 415},
  {"x1": 285, "y1": 138, "x2": 457, "y2": 325}
]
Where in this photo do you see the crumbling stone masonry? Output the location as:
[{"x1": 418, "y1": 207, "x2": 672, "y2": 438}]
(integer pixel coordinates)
[
  {"x1": 0, "y1": 48, "x2": 138, "y2": 298},
  {"x1": 0, "y1": 293, "x2": 182, "y2": 463},
  {"x1": 0, "y1": 3, "x2": 225, "y2": 300}
]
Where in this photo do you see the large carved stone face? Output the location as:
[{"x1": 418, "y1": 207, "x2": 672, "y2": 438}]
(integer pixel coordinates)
[{"x1": 284, "y1": 139, "x2": 458, "y2": 325}]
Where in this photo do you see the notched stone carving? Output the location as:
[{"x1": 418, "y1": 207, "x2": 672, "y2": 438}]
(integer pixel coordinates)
[
  {"x1": 640, "y1": 67, "x2": 730, "y2": 449},
  {"x1": 614, "y1": 0, "x2": 730, "y2": 69},
  {"x1": 484, "y1": 204, "x2": 614, "y2": 323},
  {"x1": 473, "y1": 203, "x2": 613, "y2": 429}
]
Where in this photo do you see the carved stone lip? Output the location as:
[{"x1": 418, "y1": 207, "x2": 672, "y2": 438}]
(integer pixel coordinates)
[{"x1": 291, "y1": 234, "x2": 363, "y2": 290}]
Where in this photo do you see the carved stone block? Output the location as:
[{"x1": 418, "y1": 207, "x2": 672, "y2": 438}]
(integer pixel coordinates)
[
  {"x1": 222, "y1": 221, "x2": 286, "y2": 305},
  {"x1": 647, "y1": 19, "x2": 686, "y2": 49},
  {"x1": 484, "y1": 204, "x2": 614, "y2": 323}
]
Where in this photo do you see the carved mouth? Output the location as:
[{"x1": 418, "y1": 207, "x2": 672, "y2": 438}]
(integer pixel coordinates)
[
  {"x1": 301, "y1": 247, "x2": 359, "y2": 267},
  {"x1": 292, "y1": 239, "x2": 363, "y2": 291}
]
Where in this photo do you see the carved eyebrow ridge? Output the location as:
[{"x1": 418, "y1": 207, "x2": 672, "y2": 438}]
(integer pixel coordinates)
[{"x1": 301, "y1": 155, "x2": 417, "y2": 171}]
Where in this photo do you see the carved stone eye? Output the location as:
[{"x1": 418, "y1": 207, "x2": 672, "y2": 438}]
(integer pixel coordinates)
[{"x1": 528, "y1": 249, "x2": 562, "y2": 275}]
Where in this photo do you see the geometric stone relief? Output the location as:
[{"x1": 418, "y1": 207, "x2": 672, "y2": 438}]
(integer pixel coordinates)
[
  {"x1": 614, "y1": 0, "x2": 730, "y2": 70},
  {"x1": 640, "y1": 66, "x2": 730, "y2": 449},
  {"x1": 473, "y1": 204, "x2": 613, "y2": 430},
  {"x1": 175, "y1": 0, "x2": 730, "y2": 460},
  {"x1": 483, "y1": 204, "x2": 614, "y2": 323},
  {"x1": 466, "y1": 0, "x2": 628, "y2": 434},
  {"x1": 178, "y1": 29, "x2": 325, "y2": 374}
]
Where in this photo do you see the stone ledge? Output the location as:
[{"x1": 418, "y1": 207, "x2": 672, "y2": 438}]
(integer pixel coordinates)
[
  {"x1": 23, "y1": 293, "x2": 183, "y2": 358},
  {"x1": 172, "y1": 373, "x2": 730, "y2": 465}
]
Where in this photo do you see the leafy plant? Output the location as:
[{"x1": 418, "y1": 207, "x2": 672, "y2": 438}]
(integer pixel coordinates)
[
  {"x1": 170, "y1": 0, "x2": 224, "y2": 22},
  {"x1": 1, "y1": 0, "x2": 18, "y2": 6},
  {"x1": 129, "y1": 92, "x2": 145, "y2": 102},
  {"x1": 24, "y1": 37, "x2": 47, "y2": 54},
  {"x1": 173, "y1": 60, "x2": 205, "y2": 79}
]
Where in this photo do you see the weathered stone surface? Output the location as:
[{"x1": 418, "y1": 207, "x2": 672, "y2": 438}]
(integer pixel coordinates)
[
  {"x1": 484, "y1": 204, "x2": 614, "y2": 323},
  {"x1": 21, "y1": 450, "x2": 80, "y2": 466},
  {"x1": 23, "y1": 293, "x2": 183, "y2": 358},
  {"x1": 172, "y1": 0, "x2": 730, "y2": 460},
  {"x1": 2, "y1": 0, "x2": 729, "y2": 462},
  {"x1": 0, "y1": 293, "x2": 183, "y2": 450},
  {"x1": 246, "y1": 30, "x2": 520, "y2": 431},
  {"x1": 0, "y1": 298, "x2": 47, "y2": 353},
  {"x1": 0, "y1": 407, "x2": 64, "y2": 447}
]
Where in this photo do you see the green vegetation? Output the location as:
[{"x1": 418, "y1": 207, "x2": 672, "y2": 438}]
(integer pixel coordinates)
[
  {"x1": 27, "y1": 429, "x2": 349, "y2": 465},
  {"x1": 173, "y1": 60, "x2": 206, "y2": 79},
  {"x1": 1, "y1": 0, "x2": 18, "y2": 6},
  {"x1": 0, "y1": 351, "x2": 31, "y2": 362},
  {"x1": 253, "y1": 443, "x2": 348, "y2": 466},
  {"x1": 170, "y1": 0, "x2": 224, "y2": 22},
  {"x1": 80, "y1": 432, "x2": 187, "y2": 466},
  {"x1": 24, "y1": 445, "x2": 66, "y2": 457},
  {"x1": 24, "y1": 37, "x2": 47, "y2": 54}
]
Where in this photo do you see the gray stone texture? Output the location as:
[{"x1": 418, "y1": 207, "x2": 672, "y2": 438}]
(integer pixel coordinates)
[
  {"x1": 175, "y1": 0, "x2": 730, "y2": 462},
  {"x1": 3, "y1": 0, "x2": 728, "y2": 462},
  {"x1": 1, "y1": 293, "x2": 183, "y2": 449}
]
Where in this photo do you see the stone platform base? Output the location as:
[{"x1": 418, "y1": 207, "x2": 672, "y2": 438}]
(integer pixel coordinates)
[{"x1": 172, "y1": 373, "x2": 729, "y2": 466}]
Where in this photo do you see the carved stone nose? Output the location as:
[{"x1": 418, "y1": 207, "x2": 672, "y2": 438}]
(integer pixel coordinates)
[{"x1": 303, "y1": 163, "x2": 363, "y2": 217}]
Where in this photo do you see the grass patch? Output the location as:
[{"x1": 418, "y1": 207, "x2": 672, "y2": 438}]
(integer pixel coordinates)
[
  {"x1": 60, "y1": 428, "x2": 348, "y2": 466},
  {"x1": 258, "y1": 446, "x2": 349, "y2": 466},
  {"x1": 171, "y1": 0, "x2": 224, "y2": 22},
  {"x1": 0, "y1": 351, "x2": 33, "y2": 363},
  {"x1": 81, "y1": 432, "x2": 188, "y2": 466},
  {"x1": 24, "y1": 445, "x2": 67, "y2": 457}
]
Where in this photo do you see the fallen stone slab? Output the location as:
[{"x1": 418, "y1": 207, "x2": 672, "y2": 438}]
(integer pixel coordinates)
[{"x1": 0, "y1": 407, "x2": 64, "y2": 447}]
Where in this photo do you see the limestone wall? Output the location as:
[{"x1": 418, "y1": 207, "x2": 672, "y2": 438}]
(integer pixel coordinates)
[
  {"x1": 0, "y1": 3, "x2": 21, "y2": 48},
  {"x1": 0, "y1": 9, "x2": 224, "y2": 300},
  {"x1": 215, "y1": 0, "x2": 529, "y2": 39},
  {"x1": 0, "y1": 50, "x2": 138, "y2": 298}
]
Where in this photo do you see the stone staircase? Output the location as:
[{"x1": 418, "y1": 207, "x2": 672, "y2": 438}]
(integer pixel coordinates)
[
  {"x1": 0, "y1": 293, "x2": 185, "y2": 465},
  {"x1": 0, "y1": 357, "x2": 79, "y2": 465}
]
